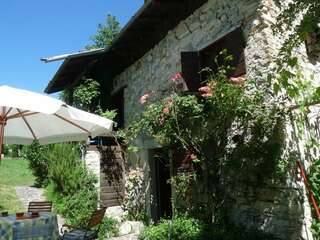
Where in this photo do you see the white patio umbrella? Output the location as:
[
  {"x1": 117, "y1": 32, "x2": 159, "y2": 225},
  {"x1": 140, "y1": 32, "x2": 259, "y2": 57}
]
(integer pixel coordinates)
[{"x1": 0, "y1": 85, "x2": 113, "y2": 158}]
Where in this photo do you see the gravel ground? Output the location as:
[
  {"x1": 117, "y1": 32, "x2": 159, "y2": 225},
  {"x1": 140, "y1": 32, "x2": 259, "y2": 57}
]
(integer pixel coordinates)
[
  {"x1": 107, "y1": 234, "x2": 138, "y2": 240},
  {"x1": 15, "y1": 186, "x2": 45, "y2": 209},
  {"x1": 15, "y1": 186, "x2": 65, "y2": 229}
]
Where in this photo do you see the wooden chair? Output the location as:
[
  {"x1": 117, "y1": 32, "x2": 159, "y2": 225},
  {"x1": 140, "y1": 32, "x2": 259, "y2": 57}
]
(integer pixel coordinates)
[
  {"x1": 28, "y1": 201, "x2": 53, "y2": 213},
  {"x1": 60, "y1": 208, "x2": 107, "y2": 240}
]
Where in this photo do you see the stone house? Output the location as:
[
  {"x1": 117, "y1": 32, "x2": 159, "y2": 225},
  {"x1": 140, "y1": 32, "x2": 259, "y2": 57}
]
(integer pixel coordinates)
[{"x1": 43, "y1": 0, "x2": 320, "y2": 239}]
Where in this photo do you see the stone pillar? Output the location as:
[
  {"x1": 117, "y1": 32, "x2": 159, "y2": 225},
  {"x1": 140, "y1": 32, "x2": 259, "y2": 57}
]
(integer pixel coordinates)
[{"x1": 84, "y1": 148, "x2": 101, "y2": 207}]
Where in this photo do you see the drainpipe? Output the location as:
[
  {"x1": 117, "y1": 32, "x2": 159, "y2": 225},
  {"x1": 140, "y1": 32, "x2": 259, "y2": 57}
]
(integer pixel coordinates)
[{"x1": 297, "y1": 160, "x2": 320, "y2": 220}]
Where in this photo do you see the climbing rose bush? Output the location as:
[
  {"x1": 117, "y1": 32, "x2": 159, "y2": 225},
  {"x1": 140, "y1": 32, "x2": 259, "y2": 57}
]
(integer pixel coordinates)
[{"x1": 121, "y1": 53, "x2": 284, "y2": 222}]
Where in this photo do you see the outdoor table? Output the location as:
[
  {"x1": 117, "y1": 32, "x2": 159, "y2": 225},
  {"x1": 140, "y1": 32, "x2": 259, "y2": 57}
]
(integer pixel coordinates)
[{"x1": 0, "y1": 212, "x2": 59, "y2": 240}]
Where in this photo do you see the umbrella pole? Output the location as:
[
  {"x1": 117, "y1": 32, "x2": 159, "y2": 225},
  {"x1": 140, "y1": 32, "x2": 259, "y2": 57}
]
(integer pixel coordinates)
[
  {"x1": 0, "y1": 106, "x2": 7, "y2": 162},
  {"x1": 0, "y1": 119, "x2": 4, "y2": 162}
]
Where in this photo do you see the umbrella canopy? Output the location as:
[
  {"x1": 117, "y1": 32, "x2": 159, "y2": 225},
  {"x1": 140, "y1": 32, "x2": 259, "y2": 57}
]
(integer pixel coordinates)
[{"x1": 0, "y1": 85, "x2": 113, "y2": 150}]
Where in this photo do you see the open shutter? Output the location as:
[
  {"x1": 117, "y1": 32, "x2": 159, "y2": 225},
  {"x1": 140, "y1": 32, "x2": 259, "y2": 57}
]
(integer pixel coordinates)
[{"x1": 181, "y1": 51, "x2": 201, "y2": 92}]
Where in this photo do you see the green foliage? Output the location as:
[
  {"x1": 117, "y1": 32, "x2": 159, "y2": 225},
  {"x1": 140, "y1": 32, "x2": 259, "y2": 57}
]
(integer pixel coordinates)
[
  {"x1": 309, "y1": 159, "x2": 320, "y2": 239},
  {"x1": 139, "y1": 217, "x2": 278, "y2": 240},
  {"x1": 60, "y1": 79, "x2": 117, "y2": 122},
  {"x1": 45, "y1": 144, "x2": 98, "y2": 227},
  {"x1": 124, "y1": 209, "x2": 149, "y2": 226},
  {"x1": 21, "y1": 140, "x2": 49, "y2": 187},
  {"x1": 46, "y1": 182, "x2": 97, "y2": 227},
  {"x1": 312, "y1": 220, "x2": 320, "y2": 239},
  {"x1": 71, "y1": 78, "x2": 101, "y2": 111},
  {"x1": 95, "y1": 107, "x2": 118, "y2": 121},
  {"x1": 4, "y1": 144, "x2": 21, "y2": 158},
  {"x1": 139, "y1": 217, "x2": 203, "y2": 240},
  {"x1": 274, "y1": 3, "x2": 320, "y2": 239},
  {"x1": 170, "y1": 172, "x2": 198, "y2": 217},
  {"x1": 274, "y1": 1, "x2": 320, "y2": 57},
  {"x1": 98, "y1": 217, "x2": 119, "y2": 239},
  {"x1": 86, "y1": 14, "x2": 121, "y2": 49},
  {"x1": 272, "y1": 0, "x2": 320, "y2": 110}
]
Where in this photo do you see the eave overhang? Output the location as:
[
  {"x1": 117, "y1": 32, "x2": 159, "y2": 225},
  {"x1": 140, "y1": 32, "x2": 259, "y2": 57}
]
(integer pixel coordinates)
[{"x1": 44, "y1": 0, "x2": 208, "y2": 94}]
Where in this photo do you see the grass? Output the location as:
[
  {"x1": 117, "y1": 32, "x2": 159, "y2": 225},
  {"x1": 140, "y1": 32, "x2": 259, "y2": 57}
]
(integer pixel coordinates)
[{"x1": 0, "y1": 157, "x2": 35, "y2": 213}]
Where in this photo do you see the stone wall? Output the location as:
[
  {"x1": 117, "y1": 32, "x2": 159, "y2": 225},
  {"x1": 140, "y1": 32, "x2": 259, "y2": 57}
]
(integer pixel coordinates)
[
  {"x1": 85, "y1": 149, "x2": 101, "y2": 190},
  {"x1": 113, "y1": 0, "x2": 263, "y2": 125},
  {"x1": 84, "y1": 149, "x2": 101, "y2": 207},
  {"x1": 112, "y1": 0, "x2": 319, "y2": 238}
]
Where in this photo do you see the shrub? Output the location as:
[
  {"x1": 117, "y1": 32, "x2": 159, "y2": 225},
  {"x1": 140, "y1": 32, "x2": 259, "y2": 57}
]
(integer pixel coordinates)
[
  {"x1": 98, "y1": 217, "x2": 119, "y2": 239},
  {"x1": 139, "y1": 217, "x2": 203, "y2": 240},
  {"x1": 139, "y1": 217, "x2": 279, "y2": 240},
  {"x1": 45, "y1": 144, "x2": 98, "y2": 227},
  {"x1": 4, "y1": 144, "x2": 21, "y2": 158},
  {"x1": 21, "y1": 140, "x2": 49, "y2": 187},
  {"x1": 46, "y1": 144, "x2": 92, "y2": 195}
]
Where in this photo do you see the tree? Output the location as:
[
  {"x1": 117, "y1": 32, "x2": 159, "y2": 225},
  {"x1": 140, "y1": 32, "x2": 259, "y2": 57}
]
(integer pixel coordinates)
[
  {"x1": 86, "y1": 14, "x2": 121, "y2": 49},
  {"x1": 60, "y1": 14, "x2": 121, "y2": 114}
]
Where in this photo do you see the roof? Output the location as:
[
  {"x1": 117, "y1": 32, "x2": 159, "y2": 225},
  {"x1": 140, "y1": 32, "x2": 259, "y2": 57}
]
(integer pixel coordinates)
[
  {"x1": 43, "y1": 49, "x2": 107, "y2": 93},
  {"x1": 44, "y1": 0, "x2": 208, "y2": 94}
]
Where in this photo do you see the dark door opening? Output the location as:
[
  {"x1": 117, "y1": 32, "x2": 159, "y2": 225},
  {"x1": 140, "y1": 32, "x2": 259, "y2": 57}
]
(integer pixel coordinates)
[{"x1": 149, "y1": 148, "x2": 172, "y2": 222}]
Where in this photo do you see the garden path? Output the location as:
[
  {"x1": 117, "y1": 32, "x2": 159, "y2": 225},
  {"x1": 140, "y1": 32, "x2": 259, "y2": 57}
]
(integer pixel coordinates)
[
  {"x1": 15, "y1": 186, "x2": 44, "y2": 208},
  {"x1": 15, "y1": 186, "x2": 65, "y2": 229}
]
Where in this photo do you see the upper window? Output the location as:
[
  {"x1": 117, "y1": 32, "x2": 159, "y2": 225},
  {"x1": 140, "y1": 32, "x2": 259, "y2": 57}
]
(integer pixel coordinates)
[{"x1": 181, "y1": 28, "x2": 246, "y2": 92}]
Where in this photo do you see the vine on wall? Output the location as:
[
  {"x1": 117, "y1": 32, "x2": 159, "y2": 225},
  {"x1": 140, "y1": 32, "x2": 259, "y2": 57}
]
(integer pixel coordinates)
[{"x1": 274, "y1": 3, "x2": 320, "y2": 237}]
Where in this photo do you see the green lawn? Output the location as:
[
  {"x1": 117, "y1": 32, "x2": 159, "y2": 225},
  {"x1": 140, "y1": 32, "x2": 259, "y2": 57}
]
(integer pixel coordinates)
[{"x1": 0, "y1": 158, "x2": 35, "y2": 213}]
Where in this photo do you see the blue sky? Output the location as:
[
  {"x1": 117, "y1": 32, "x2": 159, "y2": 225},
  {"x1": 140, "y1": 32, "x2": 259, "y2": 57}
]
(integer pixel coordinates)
[{"x1": 0, "y1": 0, "x2": 144, "y2": 95}]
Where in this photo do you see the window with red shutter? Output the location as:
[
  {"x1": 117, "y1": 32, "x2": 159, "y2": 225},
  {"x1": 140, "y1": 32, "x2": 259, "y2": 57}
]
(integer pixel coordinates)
[{"x1": 180, "y1": 28, "x2": 246, "y2": 92}]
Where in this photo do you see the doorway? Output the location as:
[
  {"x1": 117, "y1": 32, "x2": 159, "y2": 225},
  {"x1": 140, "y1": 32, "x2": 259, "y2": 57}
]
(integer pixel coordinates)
[{"x1": 149, "y1": 148, "x2": 172, "y2": 222}]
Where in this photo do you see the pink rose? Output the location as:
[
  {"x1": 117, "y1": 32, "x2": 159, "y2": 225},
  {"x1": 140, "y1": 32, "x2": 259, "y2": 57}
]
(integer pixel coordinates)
[
  {"x1": 163, "y1": 107, "x2": 170, "y2": 114},
  {"x1": 229, "y1": 74, "x2": 246, "y2": 85},
  {"x1": 198, "y1": 85, "x2": 213, "y2": 98},
  {"x1": 171, "y1": 72, "x2": 183, "y2": 82},
  {"x1": 139, "y1": 93, "x2": 151, "y2": 105}
]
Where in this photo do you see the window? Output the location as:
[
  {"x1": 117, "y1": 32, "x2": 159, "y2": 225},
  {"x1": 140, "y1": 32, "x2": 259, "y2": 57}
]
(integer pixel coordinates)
[
  {"x1": 181, "y1": 28, "x2": 246, "y2": 91},
  {"x1": 306, "y1": 28, "x2": 320, "y2": 60}
]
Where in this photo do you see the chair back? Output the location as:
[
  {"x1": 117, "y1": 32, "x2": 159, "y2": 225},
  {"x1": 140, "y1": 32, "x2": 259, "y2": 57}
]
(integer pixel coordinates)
[
  {"x1": 86, "y1": 208, "x2": 107, "y2": 229},
  {"x1": 28, "y1": 201, "x2": 53, "y2": 213}
]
